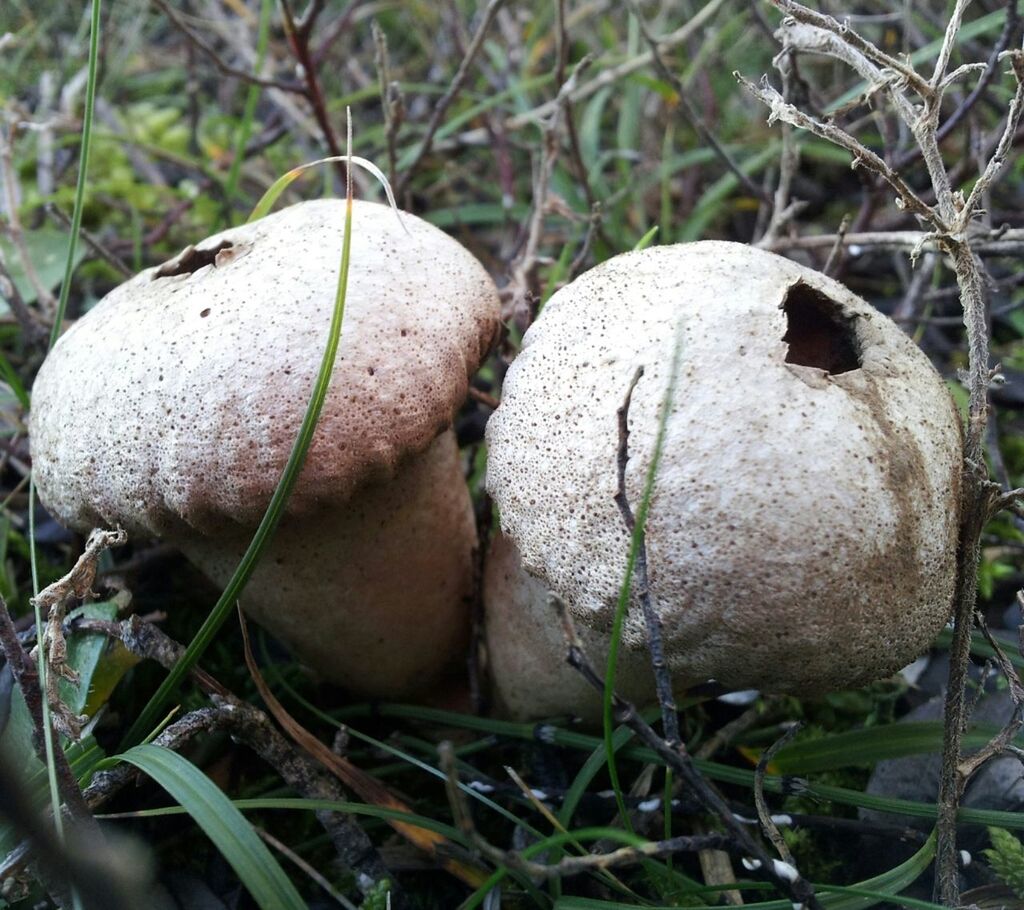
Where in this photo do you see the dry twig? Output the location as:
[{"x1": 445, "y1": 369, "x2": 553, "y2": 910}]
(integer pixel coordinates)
[
  {"x1": 554, "y1": 598, "x2": 821, "y2": 909},
  {"x1": 739, "y1": 3, "x2": 1024, "y2": 898},
  {"x1": 31, "y1": 528, "x2": 126, "y2": 740}
]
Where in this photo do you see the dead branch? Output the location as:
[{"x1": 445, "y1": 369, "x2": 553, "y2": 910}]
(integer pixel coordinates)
[
  {"x1": 76, "y1": 616, "x2": 397, "y2": 904},
  {"x1": 628, "y1": 0, "x2": 769, "y2": 204},
  {"x1": 31, "y1": 528, "x2": 127, "y2": 740},
  {"x1": 612, "y1": 366, "x2": 679, "y2": 748},
  {"x1": 150, "y1": 0, "x2": 301, "y2": 92},
  {"x1": 279, "y1": 0, "x2": 347, "y2": 183},
  {"x1": 754, "y1": 723, "x2": 801, "y2": 866},
  {"x1": 554, "y1": 597, "x2": 821, "y2": 909},
  {"x1": 507, "y1": 53, "x2": 593, "y2": 326},
  {"x1": 0, "y1": 594, "x2": 98, "y2": 832}
]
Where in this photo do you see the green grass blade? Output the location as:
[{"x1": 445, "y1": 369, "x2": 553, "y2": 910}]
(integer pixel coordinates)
[
  {"x1": 552, "y1": 830, "x2": 936, "y2": 910},
  {"x1": 632, "y1": 226, "x2": 659, "y2": 251},
  {"x1": 49, "y1": 0, "x2": 101, "y2": 348},
  {"x1": 101, "y1": 795, "x2": 469, "y2": 845},
  {"x1": 223, "y1": 0, "x2": 272, "y2": 205},
  {"x1": 248, "y1": 154, "x2": 401, "y2": 222},
  {"x1": 772, "y1": 720, "x2": 1022, "y2": 774},
  {"x1": 603, "y1": 327, "x2": 685, "y2": 831},
  {"x1": 117, "y1": 745, "x2": 306, "y2": 910},
  {"x1": 24, "y1": 2, "x2": 102, "y2": 891},
  {"x1": 338, "y1": 702, "x2": 1024, "y2": 830},
  {"x1": 557, "y1": 725, "x2": 635, "y2": 829},
  {"x1": 0, "y1": 349, "x2": 30, "y2": 410},
  {"x1": 120, "y1": 186, "x2": 356, "y2": 748}
]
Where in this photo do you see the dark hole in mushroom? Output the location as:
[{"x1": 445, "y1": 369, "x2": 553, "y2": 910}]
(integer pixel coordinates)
[
  {"x1": 781, "y1": 281, "x2": 861, "y2": 374},
  {"x1": 154, "y1": 240, "x2": 234, "y2": 279}
]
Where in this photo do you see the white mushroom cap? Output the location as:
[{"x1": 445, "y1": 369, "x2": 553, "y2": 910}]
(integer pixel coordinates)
[
  {"x1": 485, "y1": 241, "x2": 962, "y2": 695},
  {"x1": 30, "y1": 199, "x2": 500, "y2": 537}
]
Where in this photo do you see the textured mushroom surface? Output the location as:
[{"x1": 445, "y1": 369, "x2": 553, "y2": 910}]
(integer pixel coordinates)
[
  {"x1": 484, "y1": 532, "x2": 658, "y2": 720},
  {"x1": 30, "y1": 199, "x2": 500, "y2": 537},
  {"x1": 486, "y1": 241, "x2": 962, "y2": 694},
  {"x1": 178, "y1": 430, "x2": 476, "y2": 697}
]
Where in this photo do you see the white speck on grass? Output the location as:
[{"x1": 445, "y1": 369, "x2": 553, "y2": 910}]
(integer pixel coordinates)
[
  {"x1": 772, "y1": 859, "x2": 800, "y2": 883},
  {"x1": 718, "y1": 689, "x2": 760, "y2": 705}
]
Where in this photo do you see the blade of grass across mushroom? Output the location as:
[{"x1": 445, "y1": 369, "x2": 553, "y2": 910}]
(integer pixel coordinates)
[
  {"x1": 603, "y1": 324, "x2": 684, "y2": 832},
  {"x1": 121, "y1": 119, "x2": 405, "y2": 748}
]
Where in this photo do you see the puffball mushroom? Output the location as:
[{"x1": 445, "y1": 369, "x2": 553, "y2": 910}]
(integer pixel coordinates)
[
  {"x1": 30, "y1": 198, "x2": 501, "y2": 698},
  {"x1": 485, "y1": 241, "x2": 962, "y2": 710},
  {"x1": 484, "y1": 531, "x2": 659, "y2": 720}
]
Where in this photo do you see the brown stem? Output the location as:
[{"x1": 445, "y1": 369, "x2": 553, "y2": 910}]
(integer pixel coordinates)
[{"x1": 278, "y1": 0, "x2": 347, "y2": 184}]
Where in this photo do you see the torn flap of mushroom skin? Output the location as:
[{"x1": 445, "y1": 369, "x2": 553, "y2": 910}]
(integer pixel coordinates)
[
  {"x1": 485, "y1": 241, "x2": 962, "y2": 698},
  {"x1": 28, "y1": 198, "x2": 501, "y2": 698}
]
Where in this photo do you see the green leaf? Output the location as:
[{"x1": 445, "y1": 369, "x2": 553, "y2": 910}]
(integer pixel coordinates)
[
  {"x1": 632, "y1": 226, "x2": 659, "y2": 251},
  {"x1": 0, "y1": 227, "x2": 86, "y2": 311},
  {"x1": 116, "y1": 745, "x2": 306, "y2": 910}
]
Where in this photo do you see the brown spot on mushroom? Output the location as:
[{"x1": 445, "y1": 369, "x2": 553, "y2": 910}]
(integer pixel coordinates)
[{"x1": 781, "y1": 281, "x2": 861, "y2": 375}]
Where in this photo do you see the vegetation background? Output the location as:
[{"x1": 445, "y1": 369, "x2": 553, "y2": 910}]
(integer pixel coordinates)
[{"x1": 0, "y1": 0, "x2": 1023, "y2": 908}]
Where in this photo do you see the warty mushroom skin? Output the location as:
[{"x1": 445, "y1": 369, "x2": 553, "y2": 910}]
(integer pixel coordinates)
[
  {"x1": 485, "y1": 241, "x2": 962, "y2": 700},
  {"x1": 30, "y1": 198, "x2": 501, "y2": 697},
  {"x1": 484, "y1": 531, "x2": 660, "y2": 720}
]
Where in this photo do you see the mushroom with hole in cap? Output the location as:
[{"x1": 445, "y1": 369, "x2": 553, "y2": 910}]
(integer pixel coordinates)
[
  {"x1": 29, "y1": 198, "x2": 501, "y2": 698},
  {"x1": 484, "y1": 241, "x2": 962, "y2": 713}
]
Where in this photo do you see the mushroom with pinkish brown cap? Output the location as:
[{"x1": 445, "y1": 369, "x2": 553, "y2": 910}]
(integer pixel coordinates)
[
  {"x1": 484, "y1": 241, "x2": 962, "y2": 716},
  {"x1": 29, "y1": 198, "x2": 501, "y2": 699}
]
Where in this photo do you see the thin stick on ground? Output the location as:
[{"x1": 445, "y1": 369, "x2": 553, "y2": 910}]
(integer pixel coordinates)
[
  {"x1": 554, "y1": 597, "x2": 821, "y2": 910},
  {"x1": 754, "y1": 723, "x2": 802, "y2": 866},
  {"x1": 612, "y1": 366, "x2": 679, "y2": 749}
]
